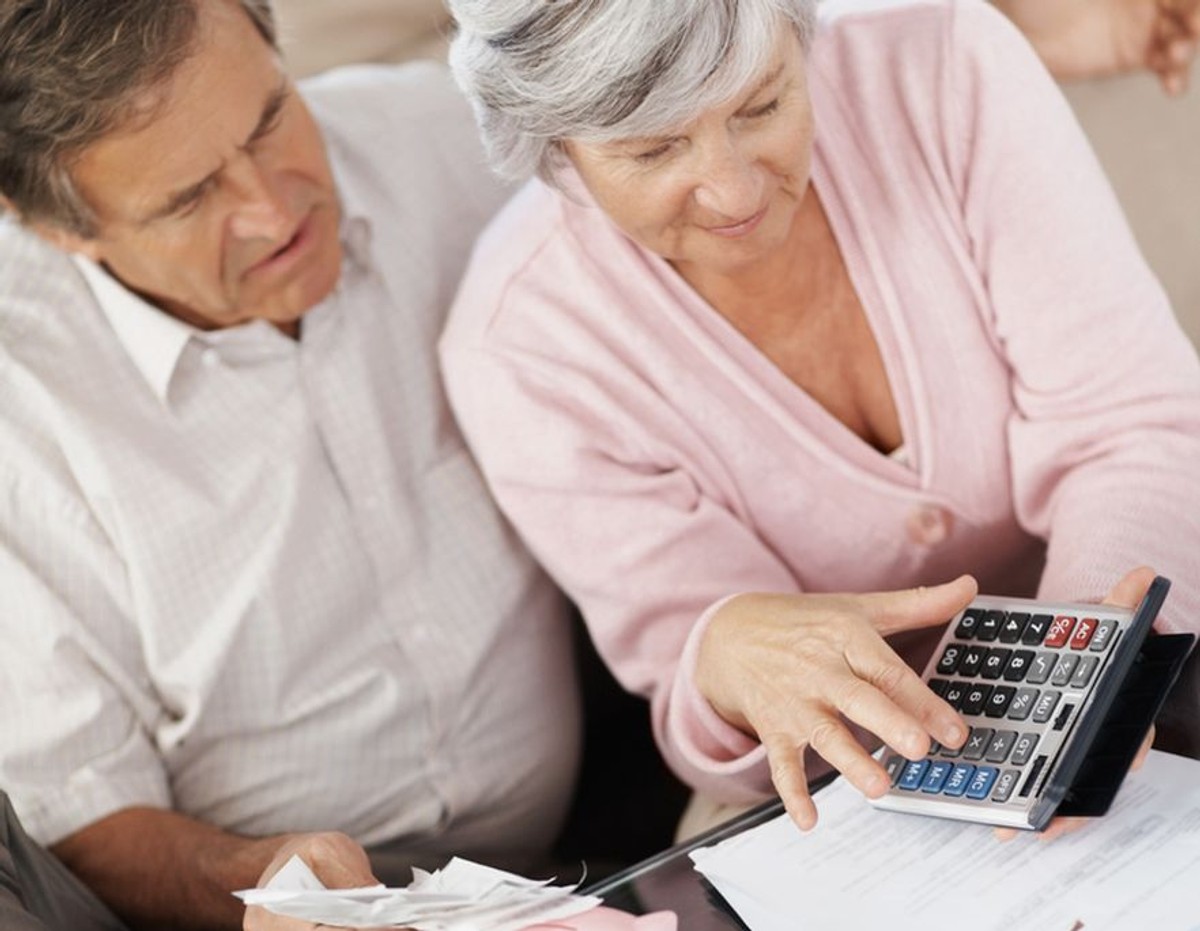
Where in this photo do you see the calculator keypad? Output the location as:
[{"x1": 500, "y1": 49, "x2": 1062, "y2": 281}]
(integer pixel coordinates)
[{"x1": 884, "y1": 599, "x2": 1123, "y2": 812}]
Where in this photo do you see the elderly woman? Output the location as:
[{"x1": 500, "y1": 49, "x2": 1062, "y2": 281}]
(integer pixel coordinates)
[{"x1": 440, "y1": 0, "x2": 1200, "y2": 834}]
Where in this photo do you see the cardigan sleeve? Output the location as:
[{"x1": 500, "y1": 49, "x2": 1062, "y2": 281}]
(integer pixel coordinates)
[{"x1": 948, "y1": 1, "x2": 1200, "y2": 632}]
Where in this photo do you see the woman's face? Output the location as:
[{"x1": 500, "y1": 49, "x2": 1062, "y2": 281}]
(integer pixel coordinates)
[{"x1": 565, "y1": 25, "x2": 813, "y2": 282}]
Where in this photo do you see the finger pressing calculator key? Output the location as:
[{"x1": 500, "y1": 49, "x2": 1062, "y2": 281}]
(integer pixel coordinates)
[{"x1": 871, "y1": 577, "x2": 1193, "y2": 831}]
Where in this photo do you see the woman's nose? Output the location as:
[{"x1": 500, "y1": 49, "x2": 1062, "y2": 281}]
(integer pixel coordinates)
[{"x1": 693, "y1": 144, "x2": 765, "y2": 220}]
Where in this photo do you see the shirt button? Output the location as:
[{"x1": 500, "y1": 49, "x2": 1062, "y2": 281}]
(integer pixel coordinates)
[
  {"x1": 200, "y1": 348, "x2": 221, "y2": 369},
  {"x1": 906, "y1": 506, "x2": 953, "y2": 545}
]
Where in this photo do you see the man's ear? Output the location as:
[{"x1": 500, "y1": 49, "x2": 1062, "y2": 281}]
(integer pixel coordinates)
[
  {"x1": 27, "y1": 219, "x2": 103, "y2": 261},
  {"x1": 0, "y1": 192, "x2": 103, "y2": 260}
]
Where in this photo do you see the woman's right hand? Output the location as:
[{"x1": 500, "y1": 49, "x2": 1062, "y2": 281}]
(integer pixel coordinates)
[{"x1": 694, "y1": 577, "x2": 978, "y2": 831}]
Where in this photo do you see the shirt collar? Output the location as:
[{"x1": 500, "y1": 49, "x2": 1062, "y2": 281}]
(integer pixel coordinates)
[
  {"x1": 71, "y1": 181, "x2": 373, "y2": 406},
  {"x1": 72, "y1": 254, "x2": 194, "y2": 403}
]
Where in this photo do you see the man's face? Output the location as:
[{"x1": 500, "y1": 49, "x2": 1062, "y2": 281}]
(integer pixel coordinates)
[{"x1": 58, "y1": 0, "x2": 341, "y2": 333}]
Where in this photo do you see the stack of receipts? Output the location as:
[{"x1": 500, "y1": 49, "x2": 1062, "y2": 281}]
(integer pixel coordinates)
[
  {"x1": 236, "y1": 854, "x2": 601, "y2": 930},
  {"x1": 691, "y1": 750, "x2": 1200, "y2": 931}
]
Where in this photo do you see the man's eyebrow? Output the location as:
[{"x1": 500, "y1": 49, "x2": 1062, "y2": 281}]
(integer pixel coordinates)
[{"x1": 143, "y1": 80, "x2": 290, "y2": 223}]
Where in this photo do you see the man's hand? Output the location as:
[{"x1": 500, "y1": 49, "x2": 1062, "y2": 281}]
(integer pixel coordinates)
[
  {"x1": 243, "y1": 832, "x2": 381, "y2": 931},
  {"x1": 996, "y1": 566, "x2": 1159, "y2": 842},
  {"x1": 995, "y1": 0, "x2": 1200, "y2": 94},
  {"x1": 695, "y1": 576, "x2": 977, "y2": 831}
]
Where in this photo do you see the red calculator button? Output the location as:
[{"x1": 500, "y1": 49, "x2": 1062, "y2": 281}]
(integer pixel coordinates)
[
  {"x1": 1044, "y1": 615, "x2": 1077, "y2": 649},
  {"x1": 1069, "y1": 617, "x2": 1098, "y2": 650}
]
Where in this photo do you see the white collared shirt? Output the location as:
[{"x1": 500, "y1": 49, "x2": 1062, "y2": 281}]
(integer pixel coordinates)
[{"x1": 0, "y1": 63, "x2": 580, "y2": 866}]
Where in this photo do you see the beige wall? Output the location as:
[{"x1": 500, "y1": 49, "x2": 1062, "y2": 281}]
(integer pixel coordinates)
[
  {"x1": 1065, "y1": 77, "x2": 1200, "y2": 348},
  {"x1": 272, "y1": 0, "x2": 1200, "y2": 349}
]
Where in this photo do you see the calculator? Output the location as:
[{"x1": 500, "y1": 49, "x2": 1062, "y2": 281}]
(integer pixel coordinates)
[{"x1": 871, "y1": 576, "x2": 1194, "y2": 830}]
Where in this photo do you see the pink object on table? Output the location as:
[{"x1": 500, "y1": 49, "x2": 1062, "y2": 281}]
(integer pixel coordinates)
[{"x1": 523, "y1": 905, "x2": 678, "y2": 930}]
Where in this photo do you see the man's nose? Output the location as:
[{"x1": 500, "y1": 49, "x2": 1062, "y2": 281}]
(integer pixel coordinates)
[
  {"x1": 226, "y1": 156, "x2": 291, "y2": 241},
  {"x1": 693, "y1": 142, "x2": 764, "y2": 220}
]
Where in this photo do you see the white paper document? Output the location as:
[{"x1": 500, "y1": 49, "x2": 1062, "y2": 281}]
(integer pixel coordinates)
[
  {"x1": 691, "y1": 750, "x2": 1200, "y2": 931},
  {"x1": 235, "y1": 855, "x2": 601, "y2": 930}
]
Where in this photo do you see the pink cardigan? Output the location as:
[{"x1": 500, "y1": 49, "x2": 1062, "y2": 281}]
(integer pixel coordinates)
[{"x1": 441, "y1": 0, "x2": 1200, "y2": 803}]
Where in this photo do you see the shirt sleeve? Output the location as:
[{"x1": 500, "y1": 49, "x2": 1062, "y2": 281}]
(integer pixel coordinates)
[
  {"x1": 441, "y1": 340, "x2": 780, "y2": 804},
  {"x1": 947, "y1": 2, "x2": 1200, "y2": 632},
  {"x1": 0, "y1": 472, "x2": 170, "y2": 845}
]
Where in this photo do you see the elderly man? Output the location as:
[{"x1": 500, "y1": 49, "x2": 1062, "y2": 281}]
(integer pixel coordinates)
[{"x1": 0, "y1": 1, "x2": 582, "y2": 929}]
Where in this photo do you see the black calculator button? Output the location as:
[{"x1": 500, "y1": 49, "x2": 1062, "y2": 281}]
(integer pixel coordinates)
[
  {"x1": 980, "y1": 648, "x2": 1012, "y2": 680},
  {"x1": 999, "y1": 612, "x2": 1030, "y2": 644},
  {"x1": 1006, "y1": 687, "x2": 1040, "y2": 721},
  {"x1": 1052, "y1": 703, "x2": 1075, "y2": 732},
  {"x1": 943, "y1": 683, "x2": 967, "y2": 710},
  {"x1": 1089, "y1": 620, "x2": 1119, "y2": 653},
  {"x1": 1069, "y1": 655, "x2": 1101, "y2": 689},
  {"x1": 1022, "y1": 614, "x2": 1053, "y2": 645},
  {"x1": 985, "y1": 729, "x2": 1018, "y2": 763},
  {"x1": 885, "y1": 754, "x2": 908, "y2": 786},
  {"x1": 927, "y1": 678, "x2": 950, "y2": 698},
  {"x1": 1026, "y1": 651, "x2": 1055, "y2": 685},
  {"x1": 1050, "y1": 654, "x2": 1079, "y2": 687},
  {"x1": 992, "y1": 769, "x2": 1021, "y2": 802},
  {"x1": 962, "y1": 728, "x2": 993, "y2": 761},
  {"x1": 1031, "y1": 690, "x2": 1062, "y2": 724},
  {"x1": 955, "y1": 608, "x2": 986, "y2": 640},
  {"x1": 976, "y1": 611, "x2": 1005, "y2": 642},
  {"x1": 939, "y1": 740, "x2": 962, "y2": 759},
  {"x1": 957, "y1": 646, "x2": 986, "y2": 678},
  {"x1": 1003, "y1": 649, "x2": 1036, "y2": 682},
  {"x1": 984, "y1": 685, "x2": 1016, "y2": 718},
  {"x1": 1011, "y1": 732, "x2": 1039, "y2": 766},
  {"x1": 936, "y1": 645, "x2": 964, "y2": 675},
  {"x1": 960, "y1": 685, "x2": 993, "y2": 716}
]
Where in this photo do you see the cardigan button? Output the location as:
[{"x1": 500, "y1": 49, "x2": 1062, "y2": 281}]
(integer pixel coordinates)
[{"x1": 906, "y1": 506, "x2": 952, "y2": 546}]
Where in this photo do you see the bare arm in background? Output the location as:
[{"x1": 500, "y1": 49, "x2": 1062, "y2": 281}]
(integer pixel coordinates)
[
  {"x1": 52, "y1": 809, "x2": 375, "y2": 931},
  {"x1": 994, "y1": 0, "x2": 1200, "y2": 93}
]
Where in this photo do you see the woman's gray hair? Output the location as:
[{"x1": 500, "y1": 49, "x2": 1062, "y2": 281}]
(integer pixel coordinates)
[
  {"x1": 0, "y1": 0, "x2": 277, "y2": 236},
  {"x1": 447, "y1": 0, "x2": 818, "y2": 182}
]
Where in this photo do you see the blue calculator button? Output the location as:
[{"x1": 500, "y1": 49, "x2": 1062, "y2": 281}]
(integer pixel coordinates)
[
  {"x1": 966, "y1": 766, "x2": 1000, "y2": 800},
  {"x1": 942, "y1": 764, "x2": 975, "y2": 797},
  {"x1": 898, "y1": 759, "x2": 931, "y2": 791},
  {"x1": 920, "y1": 761, "x2": 953, "y2": 793}
]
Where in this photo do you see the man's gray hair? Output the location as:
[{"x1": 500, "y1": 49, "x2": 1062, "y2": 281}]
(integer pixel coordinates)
[
  {"x1": 447, "y1": 0, "x2": 818, "y2": 182},
  {"x1": 0, "y1": 0, "x2": 277, "y2": 235}
]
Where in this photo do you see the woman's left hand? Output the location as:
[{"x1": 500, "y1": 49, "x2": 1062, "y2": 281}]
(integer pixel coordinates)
[{"x1": 996, "y1": 566, "x2": 1160, "y2": 842}]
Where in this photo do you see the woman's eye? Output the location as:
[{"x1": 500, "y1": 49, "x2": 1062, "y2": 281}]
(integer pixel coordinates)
[
  {"x1": 745, "y1": 98, "x2": 780, "y2": 119},
  {"x1": 633, "y1": 141, "x2": 675, "y2": 164}
]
